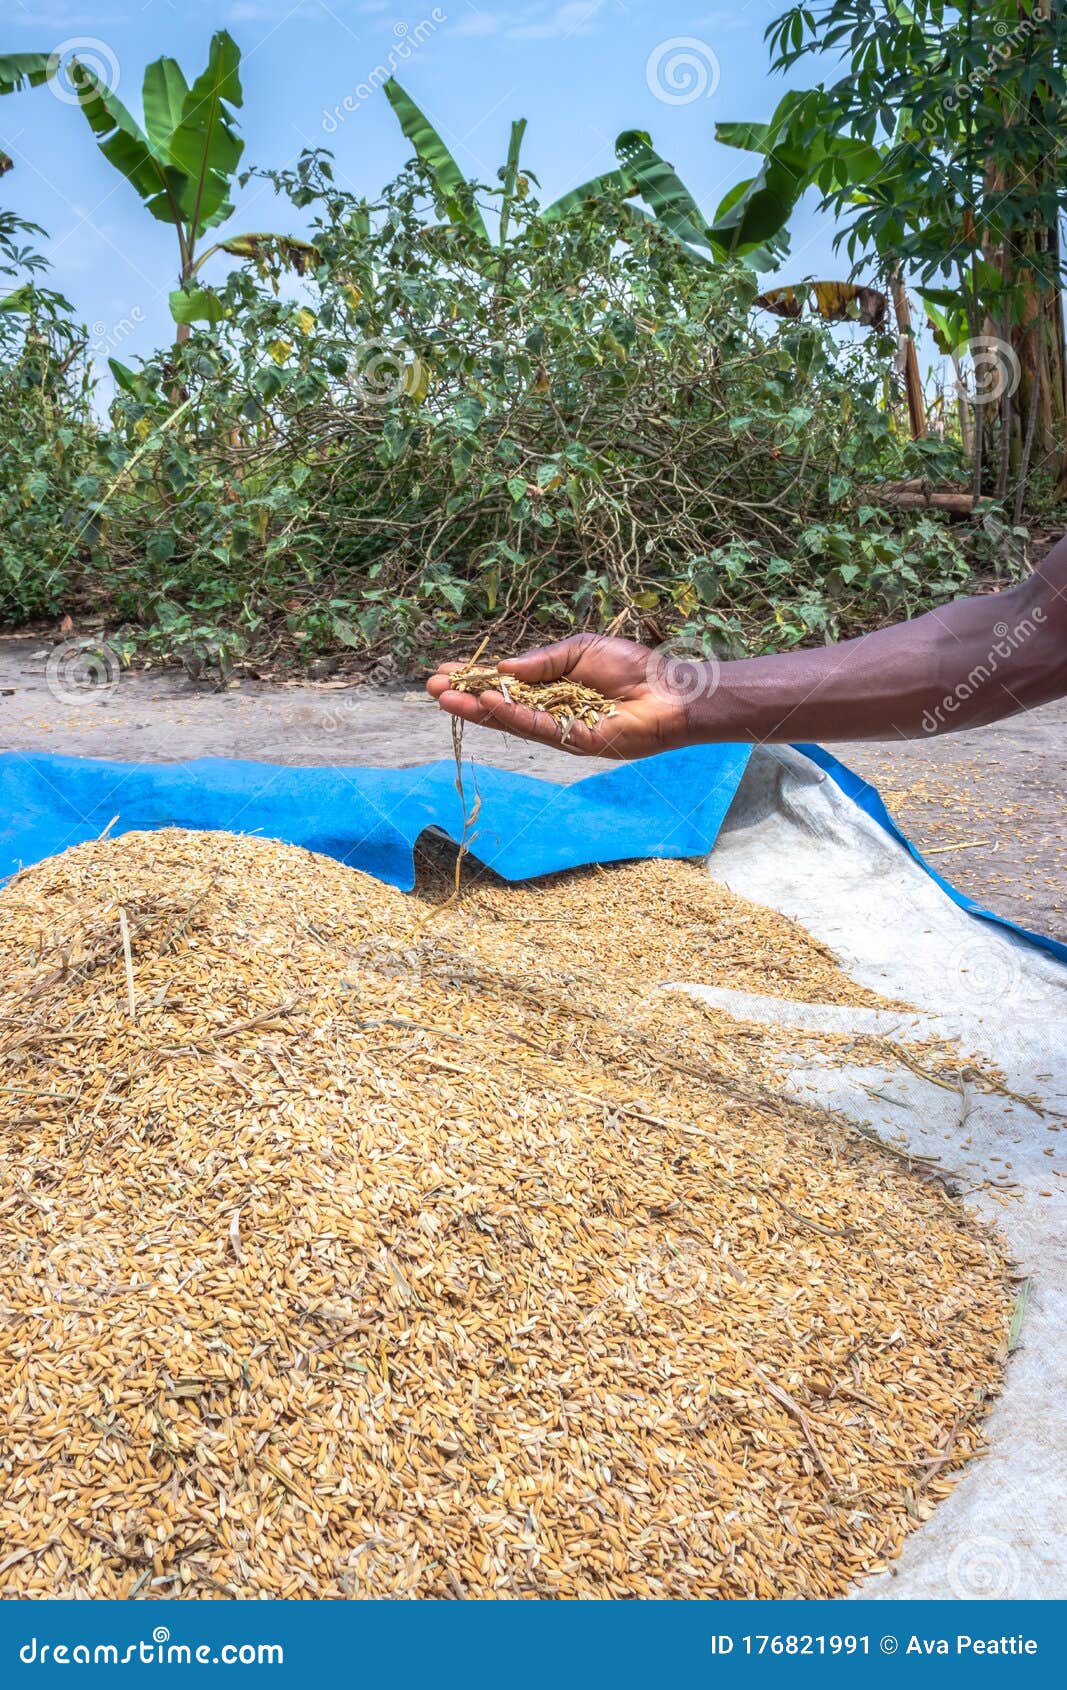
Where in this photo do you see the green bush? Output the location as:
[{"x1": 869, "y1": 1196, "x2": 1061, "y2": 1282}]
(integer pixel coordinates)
[
  {"x1": 0, "y1": 211, "x2": 99, "y2": 626},
  {"x1": 6, "y1": 161, "x2": 1016, "y2": 669}
]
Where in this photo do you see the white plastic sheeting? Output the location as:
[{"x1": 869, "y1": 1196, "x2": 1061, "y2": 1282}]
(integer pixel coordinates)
[{"x1": 681, "y1": 747, "x2": 1067, "y2": 1600}]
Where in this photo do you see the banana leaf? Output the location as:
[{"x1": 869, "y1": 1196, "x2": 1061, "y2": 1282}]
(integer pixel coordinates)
[
  {"x1": 70, "y1": 64, "x2": 182, "y2": 225},
  {"x1": 0, "y1": 283, "x2": 35, "y2": 313},
  {"x1": 542, "y1": 167, "x2": 635, "y2": 221},
  {"x1": 712, "y1": 90, "x2": 886, "y2": 254},
  {"x1": 614, "y1": 130, "x2": 707, "y2": 249},
  {"x1": 497, "y1": 117, "x2": 527, "y2": 246},
  {"x1": 755, "y1": 280, "x2": 888, "y2": 329},
  {"x1": 384, "y1": 79, "x2": 489, "y2": 241},
  {"x1": 708, "y1": 150, "x2": 806, "y2": 252},
  {"x1": 167, "y1": 31, "x2": 244, "y2": 236},
  {"x1": 218, "y1": 232, "x2": 319, "y2": 274},
  {"x1": 141, "y1": 56, "x2": 189, "y2": 155},
  {"x1": 920, "y1": 294, "x2": 967, "y2": 356},
  {"x1": 0, "y1": 53, "x2": 54, "y2": 94},
  {"x1": 169, "y1": 284, "x2": 224, "y2": 325}
]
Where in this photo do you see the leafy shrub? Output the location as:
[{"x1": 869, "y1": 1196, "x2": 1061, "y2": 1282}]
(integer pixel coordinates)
[
  {"x1": 9, "y1": 160, "x2": 1016, "y2": 668},
  {"x1": 0, "y1": 211, "x2": 99, "y2": 625}
]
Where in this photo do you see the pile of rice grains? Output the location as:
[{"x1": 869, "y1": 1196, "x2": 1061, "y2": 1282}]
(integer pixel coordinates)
[{"x1": 0, "y1": 830, "x2": 1010, "y2": 1599}]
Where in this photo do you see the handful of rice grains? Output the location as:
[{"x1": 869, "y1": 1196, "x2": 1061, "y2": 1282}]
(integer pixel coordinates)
[
  {"x1": 449, "y1": 661, "x2": 615, "y2": 742},
  {"x1": 0, "y1": 830, "x2": 1009, "y2": 1599}
]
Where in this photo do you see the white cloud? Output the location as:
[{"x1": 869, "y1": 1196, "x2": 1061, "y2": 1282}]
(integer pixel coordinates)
[
  {"x1": 454, "y1": 9, "x2": 500, "y2": 36},
  {"x1": 691, "y1": 9, "x2": 758, "y2": 31},
  {"x1": 448, "y1": 0, "x2": 617, "y2": 45},
  {"x1": 508, "y1": 0, "x2": 608, "y2": 40},
  {"x1": 225, "y1": 1, "x2": 321, "y2": 20}
]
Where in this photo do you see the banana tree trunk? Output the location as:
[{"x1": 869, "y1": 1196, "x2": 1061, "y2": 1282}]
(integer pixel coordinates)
[
  {"x1": 889, "y1": 271, "x2": 927, "y2": 440},
  {"x1": 998, "y1": 246, "x2": 1067, "y2": 502},
  {"x1": 1044, "y1": 216, "x2": 1067, "y2": 495},
  {"x1": 988, "y1": 7, "x2": 1066, "y2": 503},
  {"x1": 175, "y1": 271, "x2": 192, "y2": 346},
  {"x1": 950, "y1": 352, "x2": 973, "y2": 456}
]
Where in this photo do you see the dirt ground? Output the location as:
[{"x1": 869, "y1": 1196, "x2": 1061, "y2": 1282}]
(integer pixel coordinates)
[{"x1": 2, "y1": 631, "x2": 1064, "y2": 942}]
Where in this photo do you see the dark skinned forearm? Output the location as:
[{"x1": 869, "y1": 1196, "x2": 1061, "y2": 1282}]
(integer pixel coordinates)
[{"x1": 694, "y1": 534, "x2": 1067, "y2": 743}]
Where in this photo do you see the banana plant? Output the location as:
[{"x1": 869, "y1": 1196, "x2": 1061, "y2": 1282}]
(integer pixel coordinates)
[
  {"x1": 711, "y1": 90, "x2": 933, "y2": 435},
  {"x1": 69, "y1": 31, "x2": 314, "y2": 336},
  {"x1": 1, "y1": 52, "x2": 56, "y2": 177},
  {"x1": 754, "y1": 280, "x2": 887, "y2": 329},
  {"x1": 712, "y1": 90, "x2": 886, "y2": 255},
  {"x1": 385, "y1": 80, "x2": 589, "y2": 251},
  {"x1": 384, "y1": 80, "x2": 495, "y2": 241},
  {"x1": 383, "y1": 81, "x2": 785, "y2": 270}
]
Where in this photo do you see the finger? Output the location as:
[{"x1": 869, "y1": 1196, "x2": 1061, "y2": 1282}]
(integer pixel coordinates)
[
  {"x1": 436, "y1": 688, "x2": 626, "y2": 760},
  {"x1": 498, "y1": 634, "x2": 594, "y2": 683},
  {"x1": 433, "y1": 689, "x2": 508, "y2": 726},
  {"x1": 555, "y1": 717, "x2": 630, "y2": 760},
  {"x1": 436, "y1": 688, "x2": 579, "y2": 748},
  {"x1": 425, "y1": 673, "x2": 453, "y2": 699}
]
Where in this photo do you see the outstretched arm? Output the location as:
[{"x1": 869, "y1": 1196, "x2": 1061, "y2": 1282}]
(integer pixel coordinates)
[{"x1": 427, "y1": 533, "x2": 1067, "y2": 756}]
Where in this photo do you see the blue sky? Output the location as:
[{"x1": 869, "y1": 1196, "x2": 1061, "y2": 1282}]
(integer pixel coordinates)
[{"x1": 2, "y1": 0, "x2": 851, "y2": 371}]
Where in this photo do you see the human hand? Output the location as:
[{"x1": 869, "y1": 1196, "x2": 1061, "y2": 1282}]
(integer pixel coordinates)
[{"x1": 426, "y1": 633, "x2": 701, "y2": 759}]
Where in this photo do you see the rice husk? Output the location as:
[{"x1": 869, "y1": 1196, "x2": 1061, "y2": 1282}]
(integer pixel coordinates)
[{"x1": 0, "y1": 831, "x2": 1010, "y2": 1599}]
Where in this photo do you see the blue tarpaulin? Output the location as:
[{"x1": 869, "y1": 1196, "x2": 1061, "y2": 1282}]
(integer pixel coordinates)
[{"x1": 1, "y1": 743, "x2": 1063, "y2": 966}]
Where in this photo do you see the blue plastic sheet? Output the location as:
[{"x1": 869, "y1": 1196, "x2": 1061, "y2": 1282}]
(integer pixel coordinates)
[
  {"x1": 1, "y1": 743, "x2": 1062, "y2": 965},
  {"x1": 0, "y1": 744, "x2": 751, "y2": 893}
]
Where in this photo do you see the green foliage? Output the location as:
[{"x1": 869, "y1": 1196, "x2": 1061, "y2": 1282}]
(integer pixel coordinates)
[
  {"x1": 766, "y1": 0, "x2": 1066, "y2": 299},
  {"x1": 65, "y1": 32, "x2": 309, "y2": 329},
  {"x1": 384, "y1": 81, "x2": 786, "y2": 270},
  {"x1": 0, "y1": 53, "x2": 54, "y2": 95},
  {"x1": 65, "y1": 153, "x2": 997, "y2": 671},
  {"x1": 720, "y1": 2, "x2": 1067, "y2": 506},
  {"x1": 0, "y1": 211, "x2": 98, "y2": 623}
]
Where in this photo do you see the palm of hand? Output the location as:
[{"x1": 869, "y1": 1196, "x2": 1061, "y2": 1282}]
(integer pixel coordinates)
[
  {"x1": 561, "y1": 641, "x2": 686, "y2": 757},
  {"x1": 428, "y1": 634, "x2": 692, "y2": 760}
]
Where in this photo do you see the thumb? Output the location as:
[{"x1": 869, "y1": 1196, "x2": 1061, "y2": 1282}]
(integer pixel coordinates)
[{"x1": 499, "y1": 634, "x2": 594, "y2": 683}]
